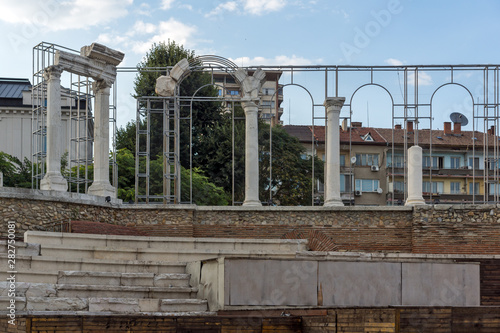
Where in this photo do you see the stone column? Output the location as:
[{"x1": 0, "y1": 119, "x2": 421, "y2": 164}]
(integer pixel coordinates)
[
  {"x1": 405, "y1": 145, "x2": 426, "y2": 206},
  {"x1": 323, "y1": 97, "x2": 346, "y2": 207},
  {"x1": 88, "y1": 80, "x2": 115, "y2": 198},
  {"x1": 40, "y1": 65, "x2": 68, "y2": 192},
  {"x1": 241, "y1": 100, "x2": 262, "y2": 206}
]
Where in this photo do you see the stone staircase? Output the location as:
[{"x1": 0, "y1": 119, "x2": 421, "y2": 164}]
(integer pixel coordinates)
[{"x1": 0, "y1": 231, "x2": 307, "y2": 315}]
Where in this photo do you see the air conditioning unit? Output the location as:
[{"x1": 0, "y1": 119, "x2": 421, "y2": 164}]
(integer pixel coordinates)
[
  {"x1": 370, "y1": 165, "x2": 379, "y2": 172},
  {"x1": 354, "y1": 190, "x2": 362, "y2": 196}
]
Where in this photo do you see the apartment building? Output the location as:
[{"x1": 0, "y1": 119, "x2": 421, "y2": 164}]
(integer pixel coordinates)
[
  {"x1": 213, "y1": 70, "x2": 284, "y2": 125},
  {"x1": 285, "y1": 120, "x2": 500, "y2": 205}
]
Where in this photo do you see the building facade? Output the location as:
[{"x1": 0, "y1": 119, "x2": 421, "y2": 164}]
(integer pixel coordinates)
[
  {"x1": 285, "y1": 120, "x2": 500, "y2": 206},
  {"x1": 0, "y1": 77, "x2": 93, "y2": 166},
  {"x1": 213, "y1": 70, "x2": 284, "y2": 125}
]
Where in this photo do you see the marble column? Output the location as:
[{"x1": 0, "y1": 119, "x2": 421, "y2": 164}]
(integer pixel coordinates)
[
  {"x1": 40, "y1": 65, "x2": 68, "y2": 192},
  {"x1": 405, "y1": 145, "x2": 426, "y2": 206},
  {"x1": 241, "y1": 100, "x2": 262, "y2": 206},
  {"x1": 323, "y1": 97, "x2": 346, "y2": 207},
  {"x1": 88, "y1": 79, "x2": 116, "y2": 198}
]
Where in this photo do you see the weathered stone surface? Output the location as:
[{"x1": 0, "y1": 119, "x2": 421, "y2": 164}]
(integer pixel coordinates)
[
  {"x1": 155, "y1": 75, "x2": 176, "y2": 96},
  {"x1": 88, "y1": 297, "x2": 139, "y2": 313},
  {"x1": 27, "y1": 297, "x2": 88, "y2": 311}
]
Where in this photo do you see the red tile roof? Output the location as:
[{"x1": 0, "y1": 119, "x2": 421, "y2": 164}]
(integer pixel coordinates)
[{"x1": 284, "y1": 124, "x2": 498, "y2": 148}]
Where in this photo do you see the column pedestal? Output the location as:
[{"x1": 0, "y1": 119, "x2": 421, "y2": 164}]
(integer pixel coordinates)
[{"x1": 323, "y1": 97, "x2": 346, "y2": 207}]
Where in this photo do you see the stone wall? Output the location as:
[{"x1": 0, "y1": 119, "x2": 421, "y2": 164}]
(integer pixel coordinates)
[{"x1": 2, "y1": 188, "x2": 500, "y2": 255}]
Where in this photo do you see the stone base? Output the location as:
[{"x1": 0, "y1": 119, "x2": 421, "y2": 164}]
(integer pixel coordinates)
[
  {"x1": 88, "y1": 181, "x2": 116, "y2": 198},
  {"x1": 242, "y1": 199, "x2": 262, "y2": 207},
  {"x1": 405, "y1": 197, "x2": 426, "y2": 206},
  {"x1": 323, "y1": 198, "x2": 344, "y2": 207},
  {"x1": 40, "y1": 172, "x2": 68, "y2": 192}
]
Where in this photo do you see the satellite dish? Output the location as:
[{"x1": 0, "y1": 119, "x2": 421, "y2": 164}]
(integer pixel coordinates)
[
  {"x1": 350, "y1": 156, "x2": 357, "y2": 164},
  {"x1": 377, "y1": 188, "x2": 383, "y2": 194},
  {"x1": 450, "y1": 112, "x2": 469, "y2": 127}
]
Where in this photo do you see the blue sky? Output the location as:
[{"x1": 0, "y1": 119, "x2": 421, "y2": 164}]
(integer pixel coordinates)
[{"x1": 1, "y1": 0, "x2": 499, "y2": 130}]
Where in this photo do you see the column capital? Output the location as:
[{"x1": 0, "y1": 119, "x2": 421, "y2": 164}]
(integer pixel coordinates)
[
  {"x1": 92, "y1": 79, "x2": 112, "y2": 94},
  {"x1": 43, "y1": 65, "x2": 64, "y2": 80},
  {"x1": 324, "y1": 97, "x2": 346, "y2": 111},
  {"x1": 241, "y1": 100, "x2": 259, "y2": 113}
]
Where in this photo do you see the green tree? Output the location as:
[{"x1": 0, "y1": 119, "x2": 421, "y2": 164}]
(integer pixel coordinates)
[
  {"x1": 119, "y1": 40, "x2": 222, "y2": 166},
  {"x1": 0, "y1": 152, "x2": 33, "y2": 188},
  {"x1": 259, "y1": 125, "x2": 324, "y2": 206}
]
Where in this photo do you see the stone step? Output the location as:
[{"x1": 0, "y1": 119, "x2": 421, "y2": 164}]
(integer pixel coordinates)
[
  {"x1": 0, "y1": 296, "x2": 208, "y2": 313},
  {"x1": 39, "y1": 244, "x2": 298, "y2": 262},
  {"x1": 25, "y1": 230, "x2": 308, "y2": 252},
  {"x1": 90, "y1": 298, "x2": 208, "y2": 313},
  {"x1": 0, "y1": 255, "x2": 187, "y2": 274},
  {"x1": 0, "y1": 240, "x2": 40, "y2": 256},
  {"x1": 57, "y1": 271, "x2": 190, "y2": 287},
  {"x1": 0, "y1": 282, "x2": 197, "y2": 299},
  {"x1": 56, "y1": 284, "x2": 198, "y2": 299},
  {"x1": 0, "y1": 271, "x2": 57, "y2": 284}
]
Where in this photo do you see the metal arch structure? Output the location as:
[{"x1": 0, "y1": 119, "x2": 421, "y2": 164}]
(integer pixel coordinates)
[
  {"x1": 134, "y1": 55, "x2": 249, "y2": 204},
  {"x1": 124, "y1": 61, "x2": 500, "y2": 206}
]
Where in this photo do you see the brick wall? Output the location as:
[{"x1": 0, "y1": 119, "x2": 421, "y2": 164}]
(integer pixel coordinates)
[{"x1": 2, "y1": 189, "x2": 500, "y2": 255}]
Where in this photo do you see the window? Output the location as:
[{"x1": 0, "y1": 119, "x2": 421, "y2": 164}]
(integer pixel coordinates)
[
  {"x1": 469, "y1": 157, "x2": 480, "y2": 169},
  {"x1": 262, "y1": 88, "x2": 275, "y2": 95},
  {"x1": 422, "y1": 181, "x2": 444, "y2": 194},
  {"x1": 390, "y1": 155, "x2": 404, "y2": 168},
  {"x1": 362, "y1": 133, "x2": 374, "y2": 141},
  {"x1": 226, "y1": 77, "x2": 236, "y2": 84},
  {"x1": 261, "y1": 101, "x2": 275, "y2": 108},
  {"x1": 340, "y1": 155, "x2": 345, "y2": 166},
  {"x1": 227, "y1": 89, "x2": 239, "y2": 95},
  {"x1": 450, "y1": 182, "x2": 461, "y2": 194},
  {"x1": 489, "y1": 183, "x2": 500, "y2": 195},
  {"x1": 394, "y1": 181, "x2": 405, "y2": 193},
  {"x1": 423, "y1": 156, "x2": 443, "y2": 169},
  {"x1": 355, "y1": 179, "x2": 379, "y2": 192},
  {"x1": 355, "y1": 153, "x2": 379, "y2": 166},
  {"x1": 341, "y1": 174, "x2": 353, "y2": 192},
  {"x1": 317, "y1": 180, "x2": 324, "y2": 193},
  {"x1": 450, "y1": 157, "x2": 460, "y2": 169},
  {"x1": 469, "y1": 182, "x2": 480, "y2": 195}
]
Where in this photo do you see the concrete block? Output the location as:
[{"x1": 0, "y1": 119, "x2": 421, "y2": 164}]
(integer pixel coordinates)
[
  {"x1": 160, "y1": 299, "x2": 208, "y2": 312},
  {"x1": 88, "y1": 297, "x2": 139, "y2": 313},
  {"x1": 318, "y1": 261, "x2": 401, "y2": 306},
  {"x1": 121, "y1": 273, "x2": 155, "y2": 286},
  {"x1": 225, "y1": 259, "x2": 317, "y2": 306},
  {"x1": 402, "y1": 262, "x2": 480, "y2": 306},
  {"x1": 0, "y1": 296, "x2": 26, "y2": 311},
  {"x1": 26, "y1": 297, "x2": 88, "y2": 311},
  {"x1": 153, "y1": 273, "x2": 190, "y2": 287},
  {"x1": 58, "y1": 271, "x2": 122, "y2": 285}
]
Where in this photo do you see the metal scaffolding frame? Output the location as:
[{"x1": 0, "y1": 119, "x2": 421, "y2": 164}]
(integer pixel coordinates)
[
  {"x1": 31, "y1": 42, "x2": 117, "y2": 193},
  {"x1": 120, "y1": 62, "x2": 499, "y2": 205}
]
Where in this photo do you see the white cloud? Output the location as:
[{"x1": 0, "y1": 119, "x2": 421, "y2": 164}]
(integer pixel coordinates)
[
  {"x1": 242, "y1": 0, "x2": 286, "y2": 15},
  {"x1": 408, "y1": 71, "x2": 433, "y2": 86},
  {"x1": 136, "y1": 3, "x2": 152, "y2": 16},
  {"x1": 231, "y1": 55, "x2": 318, "y2": 66},
  {"x1": 131, "y1": 18, "x2": 197, "y2": 54},
  {"x1": 385, "y1": 58, "x2": 404, "y2": 66},
  {"x1": 129, "y1": 20, "x2": 157, "y2": 35},
  {"x1": 161, "y1": 0, "x2": 175, "y2": 10},
  {"x1": 205, "y1": 1, "x2": 238, "y2": 17},
  {"x1": 206, "y1": 0, "x2": 286, "y2": 17},
  {"x1": 0, "y1": 0, "x2": 133, "y2": 31}
]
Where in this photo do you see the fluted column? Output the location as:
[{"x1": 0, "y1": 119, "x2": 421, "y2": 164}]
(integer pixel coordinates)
[
  {"x1": 405, "y1": 145, "x2": 426, "y2": 206},
  {"x1": 40, "y1": 65, "x2": 68, "y2": 192},
  {"x1": 241, "y1": 100, "x2": 262, "y2": 206},
  {"x1": 88, "y1": 79, "x2": 115, "y2": 198},
  {"x1": 323, "y1": 97, "x2": 346, "y2": 207}
]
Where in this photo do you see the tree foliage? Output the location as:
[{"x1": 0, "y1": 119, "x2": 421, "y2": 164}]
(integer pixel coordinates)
[{"x1": 0, "y1": 152, "x2": 33, "y2": 188}]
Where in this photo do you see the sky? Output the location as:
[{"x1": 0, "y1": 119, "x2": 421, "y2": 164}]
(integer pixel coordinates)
[{"x1": 1, "y1": 0, "x2": 499, "y2": 130}]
